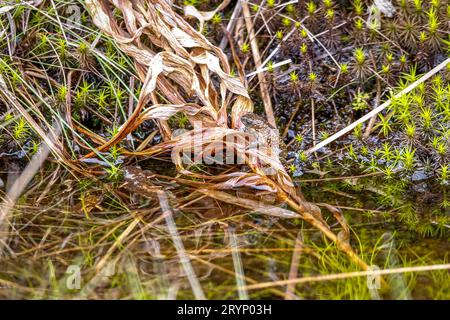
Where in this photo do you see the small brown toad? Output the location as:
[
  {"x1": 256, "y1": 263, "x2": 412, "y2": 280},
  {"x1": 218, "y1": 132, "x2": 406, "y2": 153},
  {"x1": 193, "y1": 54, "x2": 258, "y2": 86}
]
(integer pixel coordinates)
[{"x1": 240, "y1": 113, "x2": 288, "y2": 169}]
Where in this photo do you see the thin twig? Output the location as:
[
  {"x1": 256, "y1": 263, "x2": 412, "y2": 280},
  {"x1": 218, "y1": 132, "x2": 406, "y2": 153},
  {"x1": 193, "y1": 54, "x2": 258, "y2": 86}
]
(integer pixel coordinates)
[
  {"x1": 363, "y1": 76, "x2": 382, "y2": 138},
  {"x1": 285, "y1": 231, "x2": 303, "y2": 300},
  {"x1": 219, "y1": 1, "x2": 242, "y2": 50},
  {"x1": 246, "y1": 59, "x2": 291, "y2": 78},
  {"x1": 242, "y1": 264, "x2": 450, "y2": 291},
  {"x1": 0, "y1": 122, "x2": 61, "y2": 252},
  {"x1": 241, "y1": 0, "x2": 276, "y2": 127},
  {"x1": 311, "y1": 99, "x2": 316, "y2": 147},
  {"x1": 228, "y1": 226, "x2": 249, "y2": 300},
  {"x1": 307, "y1": 57, "x2": 450, "y2": 154},
  {"x1": 282, "y1": 100, "x2": 301, "y2": 138},
  {"x1": 157, "y1": 191, "x2": 206, "y2": 300}
]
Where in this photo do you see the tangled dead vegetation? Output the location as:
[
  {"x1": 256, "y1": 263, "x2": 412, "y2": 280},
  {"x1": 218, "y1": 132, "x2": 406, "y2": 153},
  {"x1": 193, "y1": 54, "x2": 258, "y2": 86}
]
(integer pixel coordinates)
[{"x1": 78, "y1": 0, "x2": 371, "y2": 271}]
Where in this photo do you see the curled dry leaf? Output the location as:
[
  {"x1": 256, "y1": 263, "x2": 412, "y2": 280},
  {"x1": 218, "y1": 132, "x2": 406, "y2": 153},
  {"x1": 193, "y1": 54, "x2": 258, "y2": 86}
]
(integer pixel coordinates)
[{"x1": 184, "y1": 0, "x2": 231, "y2": 31}]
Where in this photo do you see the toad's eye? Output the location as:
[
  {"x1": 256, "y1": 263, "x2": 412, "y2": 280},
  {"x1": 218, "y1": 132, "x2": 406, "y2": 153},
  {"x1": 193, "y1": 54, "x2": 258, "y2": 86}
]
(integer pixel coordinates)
[{"x1": 241, "y1": 117, "x2": 251, "y2": 125}]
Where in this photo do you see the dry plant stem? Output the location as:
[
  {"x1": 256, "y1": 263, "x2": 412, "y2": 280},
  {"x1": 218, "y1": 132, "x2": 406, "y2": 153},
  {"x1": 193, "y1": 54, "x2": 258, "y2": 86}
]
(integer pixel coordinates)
[
  {"x1": 280, "y1": 194, "x2": 370, "y2": 272},
  {"x1": 224, "y1": 29, "x2": 246, "y2": 82},
  {"x1": 127, "y1": 76, "x2": 136, "y2": 145},
  {"x1": 246, "y1": 59, "x2": 291, "y2": 78},
  {"x1": 0, "y1": 74, "x2": 84, "y2": 174},
  {"x1": 203, "y1": 188, "x2": 370, "y2": 272},
  {"x1": 282, "y1": 100, "x2": 301, "y2": 138},
  {"x1": 242, "y1": 263, "x2": 450, "y2": 291},
  {"x1": 94, "y1": 217, "x2": 140, "y2": 273},
  {"x1": 66, "y1": 70, "x2": 94, "y2": 151},
  {"x1": 307, "y1": 57, "x2": 450, "y2": 154},
  {"x1": 0, "y1": 278, "x2": 35, "y2": 294},
  {"x1": 363, "y1": 77, "x2": 382, "y2": 138},
  {"x1": 198, "y1": 189, "x2": 301, "y2": 219},
  {"x1": 241, "y1": 0, "x2": 276, "y2": 127},
  {"x1": 311, "y1": 99, "x2": 316, "y2": 147},
  {"x1": 0, "y1": 123, "x2": 61, "y2": 252},
  {"x1": 219, "y1": 1, "x2": 242, "y2": 50},
  {"x1": 285, "y1": 231, "x2": 303, "y2": 300},
  {"x1": 295, "y1": 171, "x2": 384, "y2": 183},
  {"x1": 190, "y1": 255, "x2": 290, "y2": 299},
  {"x1": 157, "y1": 191, "x2": 206, "y2": 300},
  {"x1": 228, "y1": 226, "x2": 249, "y2": 300},
  {"x1": 151, "y1": 92, "x2": 171, "y2": 141}
]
